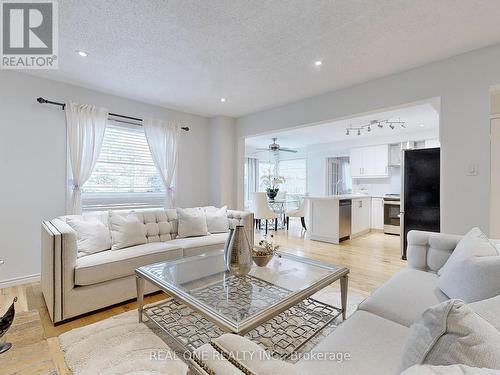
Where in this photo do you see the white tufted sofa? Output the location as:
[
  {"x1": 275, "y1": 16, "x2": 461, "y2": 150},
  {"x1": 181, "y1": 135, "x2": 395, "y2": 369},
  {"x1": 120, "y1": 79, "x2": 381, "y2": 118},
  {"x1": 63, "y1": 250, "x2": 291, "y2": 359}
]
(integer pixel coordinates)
[{"x1": 41, "y1": 207, "x2": 253, "y2": 323}]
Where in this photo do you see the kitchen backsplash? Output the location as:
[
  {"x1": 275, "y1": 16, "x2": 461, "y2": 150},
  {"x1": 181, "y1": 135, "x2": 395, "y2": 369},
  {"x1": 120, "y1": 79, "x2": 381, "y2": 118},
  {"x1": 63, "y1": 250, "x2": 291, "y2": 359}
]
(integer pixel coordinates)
[{"x1": 352, "y1": 166, "x2": 401, "y2": 195}]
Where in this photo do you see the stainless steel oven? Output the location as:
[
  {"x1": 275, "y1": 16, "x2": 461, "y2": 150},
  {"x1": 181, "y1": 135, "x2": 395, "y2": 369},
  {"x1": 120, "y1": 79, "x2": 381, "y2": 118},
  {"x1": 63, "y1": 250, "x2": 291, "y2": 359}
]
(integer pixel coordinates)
[{"x1": 384, "y1": 195, "x2": 401, "y2": 235}]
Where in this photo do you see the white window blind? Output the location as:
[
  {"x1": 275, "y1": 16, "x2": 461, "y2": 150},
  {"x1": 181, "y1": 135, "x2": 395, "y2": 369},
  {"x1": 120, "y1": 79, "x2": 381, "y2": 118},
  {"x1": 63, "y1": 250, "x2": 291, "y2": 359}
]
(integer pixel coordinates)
[{"x1": 81, "y1": 121, "x2": 165, "y2": 211}]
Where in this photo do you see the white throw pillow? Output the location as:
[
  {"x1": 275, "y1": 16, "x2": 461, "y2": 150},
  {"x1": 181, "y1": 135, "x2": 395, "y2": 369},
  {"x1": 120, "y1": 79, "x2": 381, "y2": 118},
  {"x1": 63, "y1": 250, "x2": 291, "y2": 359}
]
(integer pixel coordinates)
[
  {"x1": 109, "y1": 212, "x2": 147, "y2": 250},
  {"x1": 399, "y1": 299, "x2": 500, "y2": 372},
  {"x1": 438, "y1": 255, "x2": 500, "y2": 302},
  {"x1": 469, "y1": 295, "x2": 500, "y2": 331},
  {"x1": 438, "y1": 227, "x2": 498, "y2": 276},
  {"x1": 205, "y1": 206, "x2": 229, "y2": 234},
  {"x1": 176, "y1": 207, "x2": 209, "y2": 238},
  {"x1": 66, "y1": 217, "x2": 111, "y2": 257}
]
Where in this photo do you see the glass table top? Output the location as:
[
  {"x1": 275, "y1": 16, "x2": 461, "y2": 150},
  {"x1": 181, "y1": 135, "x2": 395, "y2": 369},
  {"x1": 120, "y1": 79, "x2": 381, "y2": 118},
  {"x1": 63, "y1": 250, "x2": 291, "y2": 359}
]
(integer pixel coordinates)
[{"x1": 136, "y1": 250, "x2": 347, "y2": 333}]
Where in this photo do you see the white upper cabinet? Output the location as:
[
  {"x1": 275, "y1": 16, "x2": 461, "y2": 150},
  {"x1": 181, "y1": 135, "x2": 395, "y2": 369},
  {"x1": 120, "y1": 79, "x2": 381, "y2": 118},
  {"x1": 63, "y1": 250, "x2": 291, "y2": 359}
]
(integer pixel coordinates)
[{"x1": 350, "y1": 145, "x2": 389, "y2": 178}]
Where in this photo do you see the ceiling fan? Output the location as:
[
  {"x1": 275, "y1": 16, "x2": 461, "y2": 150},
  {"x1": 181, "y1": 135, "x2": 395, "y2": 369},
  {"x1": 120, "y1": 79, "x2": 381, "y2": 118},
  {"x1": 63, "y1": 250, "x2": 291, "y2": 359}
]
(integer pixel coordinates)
[{"x1": 255, "y1": 138, "x2": 298, "y2": 153}]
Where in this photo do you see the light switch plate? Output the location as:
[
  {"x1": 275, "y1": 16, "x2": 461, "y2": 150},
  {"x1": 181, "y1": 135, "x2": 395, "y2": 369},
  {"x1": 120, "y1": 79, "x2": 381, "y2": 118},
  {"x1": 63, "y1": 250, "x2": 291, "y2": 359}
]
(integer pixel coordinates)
[{"x1": 467, "y1": 164, "x2": 478, "y2": 176}]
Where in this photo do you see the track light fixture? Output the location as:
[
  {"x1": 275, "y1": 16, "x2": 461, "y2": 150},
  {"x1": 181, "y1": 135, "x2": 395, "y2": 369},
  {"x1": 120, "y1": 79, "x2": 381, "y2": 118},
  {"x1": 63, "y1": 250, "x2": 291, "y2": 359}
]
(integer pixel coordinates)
[{"x1": 344, "y1": 118, "x2": 406, "y2": 136}]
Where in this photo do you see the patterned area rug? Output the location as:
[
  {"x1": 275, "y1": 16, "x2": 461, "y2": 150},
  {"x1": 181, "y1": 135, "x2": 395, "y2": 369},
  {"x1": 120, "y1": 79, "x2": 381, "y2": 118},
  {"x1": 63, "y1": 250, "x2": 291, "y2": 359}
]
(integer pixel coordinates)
[{"x1": 58, "y1": 285, "x2": 365, "y2": 374}]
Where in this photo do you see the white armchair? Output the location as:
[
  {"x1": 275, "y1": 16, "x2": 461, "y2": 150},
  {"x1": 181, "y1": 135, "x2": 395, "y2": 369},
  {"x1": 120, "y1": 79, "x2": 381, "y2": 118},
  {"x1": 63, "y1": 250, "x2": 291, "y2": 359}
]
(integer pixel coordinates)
[{"x1": 251, "y1": 192, "x2": 279, "y2": 234}]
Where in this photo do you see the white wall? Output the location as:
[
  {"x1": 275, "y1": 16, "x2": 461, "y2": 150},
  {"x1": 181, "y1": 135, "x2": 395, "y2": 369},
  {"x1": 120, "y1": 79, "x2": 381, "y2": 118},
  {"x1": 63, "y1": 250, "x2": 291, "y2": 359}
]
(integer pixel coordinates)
[
  {"x1": 237, "y1": 43, "x2": 500, "y2": 236},
  {"x1": 0, "y1": 71, "x2": 211, "y2": 285},
  {"x1": 209, "y1": 116, "x2": 237, "y2": 208}
]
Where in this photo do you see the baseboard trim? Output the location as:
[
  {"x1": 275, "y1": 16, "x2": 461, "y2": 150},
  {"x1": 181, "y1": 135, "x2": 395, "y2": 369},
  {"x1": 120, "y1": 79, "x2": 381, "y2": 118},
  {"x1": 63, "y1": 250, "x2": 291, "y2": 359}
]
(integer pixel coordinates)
[{"x1": 0, "y1": 274, "x2": 40, "y2": 288}]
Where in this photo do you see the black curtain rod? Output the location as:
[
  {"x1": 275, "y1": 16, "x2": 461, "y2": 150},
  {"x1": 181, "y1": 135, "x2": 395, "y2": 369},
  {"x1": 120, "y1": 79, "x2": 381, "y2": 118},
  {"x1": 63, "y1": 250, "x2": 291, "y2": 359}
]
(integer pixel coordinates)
[{"x1": 36, "y1": 97, "x2": 190, "y2": 131}]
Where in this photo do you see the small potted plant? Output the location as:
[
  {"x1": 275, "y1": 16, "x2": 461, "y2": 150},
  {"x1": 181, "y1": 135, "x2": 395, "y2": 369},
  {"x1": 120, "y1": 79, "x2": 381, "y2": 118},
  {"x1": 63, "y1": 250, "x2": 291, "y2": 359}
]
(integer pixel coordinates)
[
  {"x1": 253, "y1": 235, "x2": 279, "y2": 267},
  {"x1": 260, "y1": 173, "x2": 285, "y2": 200}
]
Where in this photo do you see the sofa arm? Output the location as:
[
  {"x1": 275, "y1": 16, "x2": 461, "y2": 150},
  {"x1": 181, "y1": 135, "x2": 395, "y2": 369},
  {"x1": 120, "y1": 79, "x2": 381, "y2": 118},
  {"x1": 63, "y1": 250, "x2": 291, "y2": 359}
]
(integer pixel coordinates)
[
  {"x1": 407, "y1": 230, "x2": 462, "y2": 272},
  {"x1": 227, "y1": 210, "x2": 254, "y2": 247},
  {"x1": 41, "y1": 218, "x2": 78, "y2": 323}
]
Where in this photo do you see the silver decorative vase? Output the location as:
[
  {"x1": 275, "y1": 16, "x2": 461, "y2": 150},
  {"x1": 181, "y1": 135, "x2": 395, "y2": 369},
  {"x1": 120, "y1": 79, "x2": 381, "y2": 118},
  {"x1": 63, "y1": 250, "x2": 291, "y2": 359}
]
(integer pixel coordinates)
[
  {"x1": 226, "y1": 225, "x2": 252, "y2": 276},
  {"x1": 223, "y1": 227, "x2": 235, "y2": 267}
]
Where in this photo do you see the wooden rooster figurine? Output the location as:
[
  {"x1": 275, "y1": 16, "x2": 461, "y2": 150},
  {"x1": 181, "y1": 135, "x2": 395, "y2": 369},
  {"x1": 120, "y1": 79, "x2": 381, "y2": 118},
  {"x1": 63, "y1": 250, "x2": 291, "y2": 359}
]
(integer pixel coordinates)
[{"x1": 0, "y1": 297, "x2": 17, "y2": 354}]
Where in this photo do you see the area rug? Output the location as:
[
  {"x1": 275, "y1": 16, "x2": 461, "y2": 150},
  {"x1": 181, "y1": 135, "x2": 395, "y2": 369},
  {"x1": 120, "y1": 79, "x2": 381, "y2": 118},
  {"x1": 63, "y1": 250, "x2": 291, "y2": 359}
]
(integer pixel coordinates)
[
  {"x1": 58, "y1": 285, "x2": 365, "y2": 374},
  {"x1": 58, "y1": 310, "x2": 188, "y2": 375}
]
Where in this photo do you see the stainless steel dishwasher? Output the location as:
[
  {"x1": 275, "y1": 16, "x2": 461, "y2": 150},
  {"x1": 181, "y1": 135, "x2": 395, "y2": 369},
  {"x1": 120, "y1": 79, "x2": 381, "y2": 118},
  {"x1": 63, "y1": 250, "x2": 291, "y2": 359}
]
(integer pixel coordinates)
[{"x1": 339, "y1": 199, "x2": 352, "y2": 241}]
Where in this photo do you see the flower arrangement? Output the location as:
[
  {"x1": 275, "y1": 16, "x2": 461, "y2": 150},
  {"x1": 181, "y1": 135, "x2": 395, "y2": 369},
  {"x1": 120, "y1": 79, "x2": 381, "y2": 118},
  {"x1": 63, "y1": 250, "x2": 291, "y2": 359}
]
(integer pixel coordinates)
[
  {"x1": 260, "y1": 172, "x2": 285, "y2": 200},
  {"x1": 253, "y1": 235, "x2": 279, "y2": 267}
]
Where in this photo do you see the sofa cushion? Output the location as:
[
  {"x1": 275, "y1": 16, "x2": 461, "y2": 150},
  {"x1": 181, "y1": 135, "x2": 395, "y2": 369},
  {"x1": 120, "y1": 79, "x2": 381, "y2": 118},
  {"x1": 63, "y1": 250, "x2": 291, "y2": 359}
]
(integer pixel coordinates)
[
  {"x1": 469, "y1": 295, "x2": 500, "y2": 331},
  {"x1": 66, "y1": 217, "x2": 112, "y2": 257},
  {"x1": 75, "y1": 242, "x2": 183, "y2": 286},
  {"x1": 438, "y1": 255, "x2": 500, "y2": 303},
  {"x1": 176, "y1": 207, "x2": 209, "y2": 238},
  {"x1": 205, "y1": 206, "x2": 230, "y2": 234},
  {"x1": 168, "y1": 233, "x2": 228, "y2": 257},
  {"x1": 399, "y1": 299, "x2": 500, "y2": 371},
  {"x1": 295, "y1": 310, "x2": 409, "y2": 375},
  {"x1": 438, "y1": 227, "x2": 498, "y2": 276},
  {"x1": 358, "y1": 268, "x2": 448, "y2": 327},
  {"x1": 109, "y1": 211, "x2": 147, "y2": 250}
]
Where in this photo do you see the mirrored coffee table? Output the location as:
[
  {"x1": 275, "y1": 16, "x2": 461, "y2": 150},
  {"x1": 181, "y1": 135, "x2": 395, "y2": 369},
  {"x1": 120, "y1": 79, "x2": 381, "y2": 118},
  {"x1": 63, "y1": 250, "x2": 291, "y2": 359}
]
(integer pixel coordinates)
[{"x1": 135, "y1": 250, "x2": 349, "y2": 356}]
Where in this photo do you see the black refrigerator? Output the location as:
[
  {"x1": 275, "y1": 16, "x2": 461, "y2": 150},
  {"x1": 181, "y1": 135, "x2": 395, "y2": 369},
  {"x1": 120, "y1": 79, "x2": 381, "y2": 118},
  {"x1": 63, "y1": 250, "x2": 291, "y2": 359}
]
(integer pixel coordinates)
[{"x1": 401, "y1": 148, "x2": 440, "y2": 259}]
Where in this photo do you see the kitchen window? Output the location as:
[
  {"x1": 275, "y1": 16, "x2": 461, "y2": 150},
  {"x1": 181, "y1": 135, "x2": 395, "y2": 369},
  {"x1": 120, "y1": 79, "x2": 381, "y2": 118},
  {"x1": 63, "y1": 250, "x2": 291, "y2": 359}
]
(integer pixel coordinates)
[{"x1": 81, "y1": 120, "x2": 165, "y2": 211}]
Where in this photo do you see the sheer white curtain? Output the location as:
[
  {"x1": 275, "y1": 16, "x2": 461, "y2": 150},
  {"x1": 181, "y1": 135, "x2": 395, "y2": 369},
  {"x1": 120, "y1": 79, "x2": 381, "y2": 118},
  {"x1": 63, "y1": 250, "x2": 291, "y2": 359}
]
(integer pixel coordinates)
[
  {"x1": 143, "y1": 118, "x2": 181, "y2": 208},
  {"x1": 65, "y1": 101, "x2": 108, "y2": 214}
]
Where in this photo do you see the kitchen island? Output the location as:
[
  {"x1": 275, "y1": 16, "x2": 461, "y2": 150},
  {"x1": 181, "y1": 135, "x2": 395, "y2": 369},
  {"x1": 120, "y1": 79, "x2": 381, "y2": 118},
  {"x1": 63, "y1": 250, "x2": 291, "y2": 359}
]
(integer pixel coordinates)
[{"x1": 307, "y1": 195, "x2": 372, "y2": 244}]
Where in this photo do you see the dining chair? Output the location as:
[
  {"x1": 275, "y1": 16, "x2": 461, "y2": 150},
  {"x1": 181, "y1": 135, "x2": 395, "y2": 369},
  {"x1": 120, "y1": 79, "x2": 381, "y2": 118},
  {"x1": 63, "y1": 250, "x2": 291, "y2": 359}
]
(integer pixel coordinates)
[
  {"x1": 251, "y1": 192, "x2": 279, "y2": 234},
  {"x1": 286, "y1": 193, "x2": 308, "y2": 230}
]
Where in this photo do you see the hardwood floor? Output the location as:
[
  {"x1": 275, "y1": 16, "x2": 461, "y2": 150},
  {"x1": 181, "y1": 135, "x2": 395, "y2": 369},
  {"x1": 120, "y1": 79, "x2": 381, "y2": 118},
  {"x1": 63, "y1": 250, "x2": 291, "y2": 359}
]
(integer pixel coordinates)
[{"x1": 0, "y1": 222, "x2": 405, "y2": 374}]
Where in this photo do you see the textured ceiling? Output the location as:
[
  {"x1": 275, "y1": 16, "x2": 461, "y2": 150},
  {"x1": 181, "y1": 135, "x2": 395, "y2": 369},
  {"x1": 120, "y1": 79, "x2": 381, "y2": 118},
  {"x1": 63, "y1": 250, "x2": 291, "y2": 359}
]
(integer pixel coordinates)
[{"x1": 27, "y1": 0, "x2": 500, "y2": 117}]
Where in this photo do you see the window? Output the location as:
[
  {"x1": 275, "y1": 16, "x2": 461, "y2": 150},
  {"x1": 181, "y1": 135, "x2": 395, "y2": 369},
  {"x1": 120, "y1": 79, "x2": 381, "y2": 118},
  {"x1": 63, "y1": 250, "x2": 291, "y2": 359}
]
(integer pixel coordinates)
[
  {"x1": 81, "y1": 121, "x2": 165, "y2": 211},
  {"x1": 278, "y1": 159, "x2": 307, "y2": 195},
  {"x1": 244, "y1": 157, "x2": 258, "y2": 203},
  {"x1": 327, "y1": 157, "x2": 352, "y2": 195}
]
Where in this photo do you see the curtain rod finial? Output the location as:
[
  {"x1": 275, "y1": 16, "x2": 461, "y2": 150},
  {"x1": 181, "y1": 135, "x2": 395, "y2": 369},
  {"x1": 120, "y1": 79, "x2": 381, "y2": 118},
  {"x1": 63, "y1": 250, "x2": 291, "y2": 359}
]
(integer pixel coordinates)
[{"x1": 36, "y1": 97, "x2": 46, "y2": 104}]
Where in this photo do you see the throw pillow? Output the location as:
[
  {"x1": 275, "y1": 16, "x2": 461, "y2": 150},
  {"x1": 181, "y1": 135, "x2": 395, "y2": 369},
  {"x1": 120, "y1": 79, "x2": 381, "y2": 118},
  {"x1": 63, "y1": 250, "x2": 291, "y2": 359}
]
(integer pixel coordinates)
[
  {"x1": 66, "y1": 217, "x2": 111, "y2": 257},
  {"x1": 205, "y1": 206, "x2": 229, "y2": 233},
  {"x1": 176, "y1": 207, "x2": 209, "y2": 238},
  {"x1": 438, "y1": 227, "x2": 498, "y2": 276},
  {"x1": 402, "y1": 364, "x2": 500, "y2": 374},
  {"x1": 109, "y1": 212, "x2": 147, "y2": 250},
  {"x1": 469, "y1": 295, "x2": 500, "y2": 331},
  {"x1": 437, "y1": 255, "x2": 500, "y2": 302},
  {"x1": 399, "y1": 299, "x2": 500, "y2": 372}
]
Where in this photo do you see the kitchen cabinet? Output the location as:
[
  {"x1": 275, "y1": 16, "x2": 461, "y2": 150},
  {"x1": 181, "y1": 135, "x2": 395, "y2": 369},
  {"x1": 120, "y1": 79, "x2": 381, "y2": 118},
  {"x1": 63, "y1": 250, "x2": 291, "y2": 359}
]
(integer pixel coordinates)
[
  {"x1": 350, "y1": 145, "x2": 389, "y2": 178},
  {"x1": 352, "y1": 197, "x2": 371, "y2": 236},
  {"x1": 371, "y1": 197, "x2": 384, "y2": 230}
]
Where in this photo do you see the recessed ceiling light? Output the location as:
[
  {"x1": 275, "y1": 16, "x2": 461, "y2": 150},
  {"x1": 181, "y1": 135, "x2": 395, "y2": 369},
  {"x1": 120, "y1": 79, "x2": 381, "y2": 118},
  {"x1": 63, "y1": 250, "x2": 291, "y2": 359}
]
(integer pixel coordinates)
[
  {"x1": 220, "y1": 98, "x2": 226, "y2": 103},
  {"x1": 314, "y1": 60, "x2": 322, "y2": 67},
  {"x1": 419, "y1": 123, "x2": 425, "y2": 127},
  {"x1": 76, "y1": 50, "x2": 88, "y2": 57}
]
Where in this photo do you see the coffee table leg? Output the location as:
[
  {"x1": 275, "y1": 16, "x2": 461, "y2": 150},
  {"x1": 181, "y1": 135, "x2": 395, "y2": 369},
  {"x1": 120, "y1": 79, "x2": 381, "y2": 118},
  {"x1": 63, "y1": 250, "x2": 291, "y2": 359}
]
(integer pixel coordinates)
[
  {"x1": 340, "y1": 275, "x2": 348, "y2": 320},
  {"x1": 136, "y1": 275, "x2": 145, "y2": 323}
]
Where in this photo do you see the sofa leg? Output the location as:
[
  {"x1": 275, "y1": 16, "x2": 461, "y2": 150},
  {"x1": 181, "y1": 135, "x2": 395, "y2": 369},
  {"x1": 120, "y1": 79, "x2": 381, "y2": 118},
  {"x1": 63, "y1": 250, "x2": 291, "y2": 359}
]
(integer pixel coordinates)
[{"x1": 301, "y1": 217, "x2": 307, "y2": 230}]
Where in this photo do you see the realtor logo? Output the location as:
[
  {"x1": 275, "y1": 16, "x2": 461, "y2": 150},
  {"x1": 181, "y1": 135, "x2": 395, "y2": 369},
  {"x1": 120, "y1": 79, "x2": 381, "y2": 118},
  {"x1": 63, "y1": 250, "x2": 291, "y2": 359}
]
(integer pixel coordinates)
[{"x1": 1, "y1": 0, "x2": 58, "y2": 69}]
